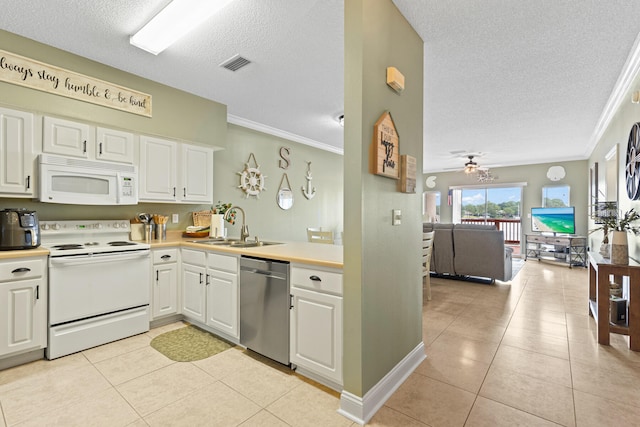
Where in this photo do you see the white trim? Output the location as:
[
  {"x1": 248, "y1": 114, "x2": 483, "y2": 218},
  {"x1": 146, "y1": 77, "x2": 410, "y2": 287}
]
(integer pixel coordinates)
[
  {"x1": 586, "y1": 32, "x2": 640, "y2": 158},
  {"x1": 448, "y1": 181, "x2": 528, "y2": 190},
  {"x1": 227, "y1": 114, "x2": 344, "y2": 155},
  {"x1": 338, "y1": 341, "x2": 426, "y2": 425}
]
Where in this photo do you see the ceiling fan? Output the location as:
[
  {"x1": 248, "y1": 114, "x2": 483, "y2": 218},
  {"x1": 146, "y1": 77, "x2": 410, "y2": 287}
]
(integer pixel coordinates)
[{"x1": 464, "y1": 155, "x2": 479, "y2": 174}]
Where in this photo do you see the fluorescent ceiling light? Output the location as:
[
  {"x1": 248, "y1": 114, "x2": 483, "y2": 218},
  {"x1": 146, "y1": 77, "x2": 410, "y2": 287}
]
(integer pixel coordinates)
[{"x1": 130, "y1": 0, "x2": 236, "y2": 55}]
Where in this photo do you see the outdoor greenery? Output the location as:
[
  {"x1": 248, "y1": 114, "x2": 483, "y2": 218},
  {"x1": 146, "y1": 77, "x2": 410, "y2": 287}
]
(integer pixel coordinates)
[{"x1": 462, "y1": 200, "x2": 520, "y2": 219}]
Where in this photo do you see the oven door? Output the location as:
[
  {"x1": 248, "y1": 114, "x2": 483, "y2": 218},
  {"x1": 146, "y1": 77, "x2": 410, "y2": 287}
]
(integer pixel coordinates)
[{"x1": 49, "y1": 250, "x2": 150, "y2": 325}]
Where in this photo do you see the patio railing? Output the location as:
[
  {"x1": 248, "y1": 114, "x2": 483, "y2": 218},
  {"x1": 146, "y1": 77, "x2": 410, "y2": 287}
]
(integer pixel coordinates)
[{"x1": 461, "y1": 218, "x2": 521, "y2": 243}]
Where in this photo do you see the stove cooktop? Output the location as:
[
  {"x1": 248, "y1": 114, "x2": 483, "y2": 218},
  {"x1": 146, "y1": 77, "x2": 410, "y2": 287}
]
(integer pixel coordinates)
[{"x1": 41, "y1": 220, "x2": 150, "y2": 256}]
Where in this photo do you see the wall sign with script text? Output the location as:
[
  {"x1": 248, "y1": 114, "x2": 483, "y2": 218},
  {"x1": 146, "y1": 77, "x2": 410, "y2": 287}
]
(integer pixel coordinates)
[
  {"x1": 371, "y1": 111, "x2": 399, "y2": 179},
  {"x1": 0, "y1": 49, "x2": 152, "y2": 117}
]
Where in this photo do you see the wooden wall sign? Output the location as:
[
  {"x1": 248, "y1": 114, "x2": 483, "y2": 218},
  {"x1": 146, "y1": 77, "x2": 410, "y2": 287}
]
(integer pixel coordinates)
[
  {"x1": 0, "y1": 49, "x2": 152, "y2": 117},
  {"x1": 371, "y1": 111, "x2": 400, "y2": 179},
  {"x1": 400, "y1": 154, "x2": 416, "y2": 193}
]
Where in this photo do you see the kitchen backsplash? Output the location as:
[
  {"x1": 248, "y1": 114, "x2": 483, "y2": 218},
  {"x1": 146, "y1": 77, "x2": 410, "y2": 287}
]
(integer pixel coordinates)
[{"x1": 0, "y1": 199, "x2": 208, "y2": 231}]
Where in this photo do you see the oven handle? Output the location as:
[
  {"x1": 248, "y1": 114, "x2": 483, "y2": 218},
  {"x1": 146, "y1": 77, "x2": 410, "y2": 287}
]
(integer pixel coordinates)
[{"x1": 50, "y1": 250, "x2": 150, "y2": 266}]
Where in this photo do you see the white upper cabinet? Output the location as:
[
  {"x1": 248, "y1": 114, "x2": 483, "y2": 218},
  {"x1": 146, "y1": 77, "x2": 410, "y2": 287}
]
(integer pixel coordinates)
[
  {"x1": 0, "y1": 107, "x2": 35, "y2": 196},
  {"x1": 96, "y1": 127, "x2": 134, "y2": 164},
  {"x1": 181, "y1": 143, "x2": 213, "y2": 203},
  {"x1": 43, "y1": 116, "x2": 92, "y2": 159},
  {"x1": 43, "y1": 116, "x2": 134, "y2": 164},
  {"x1": 139, "y1": 135, "x2": 213, "y2": 204},
  {"x1": 139, "y1": 136, "x2": 178, "y2": 202}
]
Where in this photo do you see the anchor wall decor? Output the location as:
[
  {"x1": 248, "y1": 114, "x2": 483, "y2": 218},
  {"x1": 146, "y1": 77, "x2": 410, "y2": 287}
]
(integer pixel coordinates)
[{"x1": 302, "y1": 161, "x2": 316, "y2": 199}]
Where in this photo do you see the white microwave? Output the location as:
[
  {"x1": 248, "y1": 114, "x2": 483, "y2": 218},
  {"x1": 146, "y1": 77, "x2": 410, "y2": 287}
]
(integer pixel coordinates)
[{"x1": 38, "y1": 154, "x2": 138, "y2": 205}]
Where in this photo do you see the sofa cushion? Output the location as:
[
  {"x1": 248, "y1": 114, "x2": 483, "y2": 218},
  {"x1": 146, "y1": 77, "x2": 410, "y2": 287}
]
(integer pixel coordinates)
[{"x1": 453, "y1": 229, "x2": 511, "y2": 281}]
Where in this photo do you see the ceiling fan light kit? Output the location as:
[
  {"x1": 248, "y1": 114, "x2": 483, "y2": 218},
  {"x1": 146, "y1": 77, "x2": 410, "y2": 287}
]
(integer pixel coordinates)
[
  {"x1": 130, "y1": 0, "x2": 237, "y2": 55},
  {"x1": 464, "y1": 155, "x2": 478, "y2": 174}
]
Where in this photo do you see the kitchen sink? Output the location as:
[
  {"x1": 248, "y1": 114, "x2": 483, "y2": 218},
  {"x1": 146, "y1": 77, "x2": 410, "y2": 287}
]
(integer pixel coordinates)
[{"x1": 189, "y1": 239, "x2": 282, "y2": 248}]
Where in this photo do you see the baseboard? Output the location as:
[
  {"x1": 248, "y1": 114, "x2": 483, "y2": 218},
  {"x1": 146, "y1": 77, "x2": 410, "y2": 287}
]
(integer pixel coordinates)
[
  {"x1": 338, "y1": 341, "x2": 425, "y2": 425},
  {"x1": 0, "y1": 349, "x2": 45, "y2": 371}
]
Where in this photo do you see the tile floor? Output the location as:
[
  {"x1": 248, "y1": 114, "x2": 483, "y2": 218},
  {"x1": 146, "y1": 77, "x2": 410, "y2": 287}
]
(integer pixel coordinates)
[{"x1": 1, "y1": 260, "x2": 640, "y2": 426}]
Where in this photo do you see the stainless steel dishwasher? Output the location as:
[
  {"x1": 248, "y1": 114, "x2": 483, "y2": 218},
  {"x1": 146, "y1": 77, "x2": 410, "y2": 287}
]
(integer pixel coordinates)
[{"x1": 239, "y1": 256, "x2": 290, "y2": 365}]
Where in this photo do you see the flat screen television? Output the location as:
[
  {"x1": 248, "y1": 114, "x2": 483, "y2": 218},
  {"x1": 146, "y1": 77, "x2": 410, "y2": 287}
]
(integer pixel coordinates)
[{"x1": 531, "y1": 207, "x2": 575, "y2": 235}]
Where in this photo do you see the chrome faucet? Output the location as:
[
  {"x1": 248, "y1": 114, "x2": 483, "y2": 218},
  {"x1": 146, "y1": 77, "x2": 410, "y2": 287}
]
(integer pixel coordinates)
[{"x1": 224, "y1": 206, "x2": 249, "y2": 242}]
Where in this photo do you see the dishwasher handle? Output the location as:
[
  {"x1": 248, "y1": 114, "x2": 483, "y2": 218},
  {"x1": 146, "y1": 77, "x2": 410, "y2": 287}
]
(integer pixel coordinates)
[{"x1": 240, "y1": 266, "x2": 287, "y2": 280}]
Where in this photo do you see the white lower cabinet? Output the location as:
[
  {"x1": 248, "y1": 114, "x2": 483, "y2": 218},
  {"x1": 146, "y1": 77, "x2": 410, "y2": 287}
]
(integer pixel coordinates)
[
  {"x1": 0, "y1": 257, "x2": 47, "y2": 358},
  {"x1": 181, "y1": 249, "x2": 239, "y2": 340},
  {"x1": 151, "y1": 248, "x2": 179, "y2": 320},
  {"x1": 290, "y1": 264, "x2": 343, "y2": 387}
]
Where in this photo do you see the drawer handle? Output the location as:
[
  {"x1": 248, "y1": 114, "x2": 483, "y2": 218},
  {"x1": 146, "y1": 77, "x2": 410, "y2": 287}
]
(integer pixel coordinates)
[
  {"x1": 309, "y1": 275, "x2": 322, "y2": 282},
  {"x1": 11, "y1": 267, "x2": 31, "y2": 274},
  {"x1": 160, "y1": 255, "x2": 172, "y2": 260}
]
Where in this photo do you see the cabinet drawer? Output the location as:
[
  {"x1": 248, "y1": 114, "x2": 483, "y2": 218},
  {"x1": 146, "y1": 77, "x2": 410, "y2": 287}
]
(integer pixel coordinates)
[
  {"x1": 153, "y1": 248, "x2": 178, "y2": 264},
  {"x1": 549, "y1": 237, "x2": 570, "y2": 245},
  {"x1": 527, "y1": 235, "x2": 547, "y2": 244},
  {"x1": 181, "y1": 249, "x2": 206, "y2": 266},
  {"x1": 291, "y1": 266, "x2": 342, "y2": 296},
  {"x1": 207, "y1": 252, "x2": 238, "y2": 273},
  {"x1": 0, "y1": 258, "x2": 44, "y2": 282}
]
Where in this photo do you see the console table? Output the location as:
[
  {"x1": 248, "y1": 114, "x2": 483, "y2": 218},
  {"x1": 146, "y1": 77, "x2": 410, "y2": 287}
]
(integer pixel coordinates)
[
  {"x1": 588, "y1": 252, "x2": 640, "y2": 351},
  {"x1": 525, "y1": 234, "x2": 587, "y2": 268}
]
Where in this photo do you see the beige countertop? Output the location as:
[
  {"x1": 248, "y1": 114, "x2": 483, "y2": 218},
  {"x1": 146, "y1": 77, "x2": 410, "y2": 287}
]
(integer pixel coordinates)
[
  {"x1": 0, "y1": 247, "x2": 50, "y2": 260},
  {"x1": 145, "y1": 232, "x2": 343, "y2": 269},
  {"x1": 0, "y1": 233, "x2": 343, "y2": 269}
]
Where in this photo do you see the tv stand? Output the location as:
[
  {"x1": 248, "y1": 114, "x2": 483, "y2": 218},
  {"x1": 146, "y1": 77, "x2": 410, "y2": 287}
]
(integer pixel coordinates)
[{"x1": 525, "y1": 234, "x2": 587, "y2": 268}]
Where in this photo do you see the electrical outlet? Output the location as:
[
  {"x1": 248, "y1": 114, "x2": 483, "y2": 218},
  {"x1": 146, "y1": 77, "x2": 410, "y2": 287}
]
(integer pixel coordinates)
[
  {"x1": 393, "y1": 209, "x2": 402, "y2": 225},
  {"x1": 172, "y1": 213, "x2": 179, "y2": 224}
]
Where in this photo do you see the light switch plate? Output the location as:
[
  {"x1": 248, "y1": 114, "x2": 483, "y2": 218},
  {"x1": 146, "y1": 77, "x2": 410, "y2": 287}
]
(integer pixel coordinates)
[
  {"x1": 172, "y1": 213, "x2": 179, "y2": 223},
  {"x1": 393, "y1": 209, "x2": 402, "y2": 225}
]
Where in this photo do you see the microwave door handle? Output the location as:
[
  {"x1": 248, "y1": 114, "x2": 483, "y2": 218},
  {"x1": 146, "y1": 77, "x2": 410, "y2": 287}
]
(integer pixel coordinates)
[{"x1": 116, "y1": 172, "x2": 122, "y2": 204}]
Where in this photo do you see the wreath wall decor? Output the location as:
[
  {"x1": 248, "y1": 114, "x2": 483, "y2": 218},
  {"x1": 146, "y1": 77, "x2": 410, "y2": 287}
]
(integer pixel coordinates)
[{"x1": 237, "y1": 153, "x2": 266, "y2": 198}]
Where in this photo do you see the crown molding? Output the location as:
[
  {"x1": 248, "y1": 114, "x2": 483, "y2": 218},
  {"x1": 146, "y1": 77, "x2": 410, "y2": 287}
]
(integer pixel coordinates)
[
  {"x1": 586, "y1": 32, "x2": 640, "y2": 157},
  {"x1": 227, "y1": 114, "x2": 344, "y2": 155}
]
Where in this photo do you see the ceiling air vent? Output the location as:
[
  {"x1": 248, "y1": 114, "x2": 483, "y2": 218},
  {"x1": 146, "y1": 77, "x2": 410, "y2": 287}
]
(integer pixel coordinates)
[{"x1": 220, "y1": 54, "x2": 251, "y2": 72}]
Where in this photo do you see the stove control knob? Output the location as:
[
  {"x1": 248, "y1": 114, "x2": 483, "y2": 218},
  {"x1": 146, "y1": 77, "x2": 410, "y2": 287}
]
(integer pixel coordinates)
[
  {"x1": 113, "y1": 222, "x2": 120, "y2": 229},
  {"x1": 52, "y1": 223, "x2": 61, "y2": 230},
  {"x1": 41, "y1": 223, "x2": 49, "y2": 230},
  {"x1": 94, "y1": 223, "x2": 103, "y2": 230},
  {"x1": 121, "y1": 222, "x2": 129, "y2": 229}
]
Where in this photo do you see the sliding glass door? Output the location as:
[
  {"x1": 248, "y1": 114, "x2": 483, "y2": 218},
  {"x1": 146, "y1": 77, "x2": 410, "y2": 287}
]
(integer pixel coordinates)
[{"x1": 454, "y1": 185, "x2": 522, "y2": 244}]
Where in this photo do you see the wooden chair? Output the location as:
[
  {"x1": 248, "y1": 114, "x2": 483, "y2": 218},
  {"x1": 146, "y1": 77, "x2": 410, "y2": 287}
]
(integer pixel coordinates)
[
  {"x1": 423, "y1": 231, "x2": 435, "y2": 301},
  {"x1": 307, "y1": 228, "x2": 334, "y2": 244}
]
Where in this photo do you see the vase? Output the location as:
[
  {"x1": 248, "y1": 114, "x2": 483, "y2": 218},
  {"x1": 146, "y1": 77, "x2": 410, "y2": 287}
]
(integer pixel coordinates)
[{"x1": 610, "y1": 231, "x2": 629, "y2": 265}]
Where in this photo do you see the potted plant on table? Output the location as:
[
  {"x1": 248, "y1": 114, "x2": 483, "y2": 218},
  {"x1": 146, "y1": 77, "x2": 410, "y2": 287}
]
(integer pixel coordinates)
[{"x1": 592, "y1": 204, "x2": 640, "y2": 264}]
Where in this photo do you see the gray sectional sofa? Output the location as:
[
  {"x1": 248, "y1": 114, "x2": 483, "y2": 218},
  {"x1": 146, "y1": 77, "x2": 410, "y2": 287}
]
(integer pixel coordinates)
[{"x1": 423, "y1": 223, "x2": 513, "y2": 282}]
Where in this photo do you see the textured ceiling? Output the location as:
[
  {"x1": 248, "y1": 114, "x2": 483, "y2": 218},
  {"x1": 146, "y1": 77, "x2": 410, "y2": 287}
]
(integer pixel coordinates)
[{"x1": 0, "y1": 1, "x2": 639, "y2": 173}]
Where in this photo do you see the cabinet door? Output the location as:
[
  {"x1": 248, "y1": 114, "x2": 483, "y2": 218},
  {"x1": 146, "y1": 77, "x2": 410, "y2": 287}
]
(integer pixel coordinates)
[
  {"x1": 290, "y1": 287, "x2": 342, "y2": 385},
  {"x1": 96, "y1": 127, "x2": 134, "y2": 164},
  {"x1": 139, "y1": 136, "x2": 177, "y2": 201},
  {"x1": 43, "y1": 116, "x2": 92, "y2": 158},
  {"x1": 206, "y1": 269, "x2": 238, "y2": 338},
  {"x1": 181, "y1": 263, "x2": 206, "y2": 323},
  {"x1": 0, "y1": 279, "x2": 46, "y2": 356},
  {"x1": 181, "y1": 144, "x2": 213, "y2": 203},
  {"x1": 0, "y1": 108, "x2": 35, "y2": 195},
  {"x1": 152, "y1": 263, "x2": 178, "y2": 319}
]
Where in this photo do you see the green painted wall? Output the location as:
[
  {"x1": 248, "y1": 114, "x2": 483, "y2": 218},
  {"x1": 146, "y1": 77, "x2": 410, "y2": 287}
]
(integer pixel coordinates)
[
  {"x1": 0, "y1": 30, "x2": 227, "y2": 147},
  {"x1": 588, "y1": 73, "x2": 640, "y2": 258},
  {"x1": 213, "y1": 124, "x2": 343, "y2": 242},
  {"x1": 344, "y1": 0, "x2": 424, "y2": 396},
  {"x1": 425, "y1": 160, "x2": 589, "y2": 243}
]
